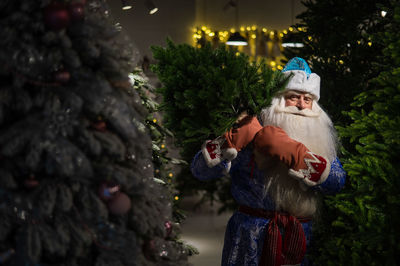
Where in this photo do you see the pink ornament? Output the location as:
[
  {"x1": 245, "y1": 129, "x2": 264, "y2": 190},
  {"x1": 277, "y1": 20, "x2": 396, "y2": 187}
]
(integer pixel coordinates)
[
  {"x1": 164, "y1": 221, "x2": 173, "y2": 238},
  {"x1": 69, "y1": 3, "x2": 85, "y2": 21},
  {"x1": 108, "y1": 192, "x2": 132, "y2": 215},
  {"x1": 43, "y1": 2, "x2": 71, "y2": 31},
  {"x1": 54, "y1": 70, "x2": 71, "y2": 83}
]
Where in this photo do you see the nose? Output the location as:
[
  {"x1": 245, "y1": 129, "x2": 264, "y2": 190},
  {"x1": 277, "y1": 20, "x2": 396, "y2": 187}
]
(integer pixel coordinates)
[{"x1": 296, "y1": 98, "x2": 306, "y2": 110}]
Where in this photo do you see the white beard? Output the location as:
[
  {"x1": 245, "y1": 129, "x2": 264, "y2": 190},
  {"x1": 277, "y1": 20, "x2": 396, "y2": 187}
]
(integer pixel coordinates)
[{"x1": 259, "y1": 96, "x2": 338, "y2": 217}]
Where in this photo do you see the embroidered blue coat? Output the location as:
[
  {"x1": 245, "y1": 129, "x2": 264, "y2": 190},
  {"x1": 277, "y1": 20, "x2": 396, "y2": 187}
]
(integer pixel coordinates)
[{"x1": 191, "y1": 145, "x2": 346, "y2": 265}]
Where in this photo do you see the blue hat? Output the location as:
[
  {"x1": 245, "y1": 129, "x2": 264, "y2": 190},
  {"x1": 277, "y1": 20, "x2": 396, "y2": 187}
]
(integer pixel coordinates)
[{"x1": 282, "y1": 57, "x2": 321, "y2": 101}]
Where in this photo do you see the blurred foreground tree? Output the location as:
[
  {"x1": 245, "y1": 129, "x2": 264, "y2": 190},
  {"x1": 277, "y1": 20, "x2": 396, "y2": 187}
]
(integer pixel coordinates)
[{"x1": 0, "y1": 1, "x2": 190, "y2": 265}]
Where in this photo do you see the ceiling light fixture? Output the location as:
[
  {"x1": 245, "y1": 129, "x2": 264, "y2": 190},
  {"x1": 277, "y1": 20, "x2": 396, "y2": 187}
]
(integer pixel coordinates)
[
  {"x1": 226, "y1": 0, "x2": 247, "y2": 46},
  {"x1": 121, "y1": 0, "x2": 133, "y2": 10},
  {"x1": 145, "y1": 0, "x2": 158, "y2": 15},
  {"x1": 282, "y1": 0, "x2": 303, "y2": 48},
  {"x1": 226, "y1": 32, "x2": 248, "y2": 46},
  {"x1": 281, "y1": 32, "x2": 304, "y2": 48}
]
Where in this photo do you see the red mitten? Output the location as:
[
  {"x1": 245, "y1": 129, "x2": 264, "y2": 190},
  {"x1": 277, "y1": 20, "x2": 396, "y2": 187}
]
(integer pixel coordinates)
[
  {"x1": 253, "y1": 126, "x2": 330, "y2": 186},
  {"x1": 202, "y1": 116, "x2": 262, "y2": 171}
]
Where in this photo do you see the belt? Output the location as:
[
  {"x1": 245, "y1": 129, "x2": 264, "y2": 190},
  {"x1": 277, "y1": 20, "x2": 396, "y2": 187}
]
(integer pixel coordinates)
[{"x1": 238, "y1": 205, "x2": 311, "y2": 266}]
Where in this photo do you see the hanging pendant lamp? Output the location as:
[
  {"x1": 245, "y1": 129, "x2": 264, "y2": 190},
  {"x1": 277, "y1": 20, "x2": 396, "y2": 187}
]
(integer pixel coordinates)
[{"x1": 226, "y1": 0, "x2": 247, "y2": 46}]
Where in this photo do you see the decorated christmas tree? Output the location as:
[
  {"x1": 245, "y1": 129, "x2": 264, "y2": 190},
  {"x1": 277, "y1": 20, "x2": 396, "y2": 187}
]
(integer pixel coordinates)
[
  {"x1": 309, "y1": 0, "x2": 400, "y2": 264},
  {"x1": 129, "y1": 70, "x2": 190, "y2": 223},
  {"x1": 152, "y1": 40, "x2": 288, "y2": 211},
  {"x1": 0, "y1": 0, "x2": 189, "y2": 265}
]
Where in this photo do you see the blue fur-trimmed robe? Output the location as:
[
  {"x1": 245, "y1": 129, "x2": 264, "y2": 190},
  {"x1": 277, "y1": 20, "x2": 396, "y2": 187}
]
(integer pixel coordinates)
[{"x1": 191, "y1": 145, "x2": 346, "y2": 265}]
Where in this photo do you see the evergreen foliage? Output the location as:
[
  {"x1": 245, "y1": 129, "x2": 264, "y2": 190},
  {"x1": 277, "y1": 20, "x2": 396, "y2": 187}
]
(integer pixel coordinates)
[
  {"x1": 0, "y1": 1, "x2": 189, "y2": 265},
  {"x1": 129, "y1": 70, "x2": 192, "y2": 224},
  {"x1": 283, "y1": 0, "x2": 391, "y2": 125},
  {"x1": 310, "y1": 1, "x2": 400, "y2": 264},
  {"x1": 151, "y1": 40, "x2": 287, "y2": 210}
]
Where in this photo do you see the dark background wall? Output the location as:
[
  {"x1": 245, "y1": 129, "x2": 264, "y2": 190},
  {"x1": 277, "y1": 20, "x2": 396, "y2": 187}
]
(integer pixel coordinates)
[{"x1": 107, "y1": 0, "x2": 305, "y2": 60}]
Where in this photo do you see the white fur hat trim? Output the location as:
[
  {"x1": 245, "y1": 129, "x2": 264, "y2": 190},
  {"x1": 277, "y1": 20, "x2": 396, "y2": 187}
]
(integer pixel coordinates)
[{"x1": 283, "y1": 70, "x2": 321, "y2": 101}]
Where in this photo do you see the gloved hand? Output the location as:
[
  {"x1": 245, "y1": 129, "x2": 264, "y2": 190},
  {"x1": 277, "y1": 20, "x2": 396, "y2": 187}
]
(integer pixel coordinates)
[
  {"x1": 253, "y1": 126, "x2": 330, "y2": 186},
  {"x1": 202, "y1": 115, "x2": 262, "y2": 172}
]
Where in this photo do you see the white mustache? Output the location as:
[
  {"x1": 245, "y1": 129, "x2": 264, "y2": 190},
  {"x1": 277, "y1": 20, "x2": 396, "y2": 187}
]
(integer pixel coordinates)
[{"x1": 274, "y1": 105, "x2": 321, "y2": 117}]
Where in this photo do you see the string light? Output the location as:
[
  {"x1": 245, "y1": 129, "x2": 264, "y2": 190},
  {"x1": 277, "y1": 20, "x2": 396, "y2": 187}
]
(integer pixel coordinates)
[
  {"x1": 168, "y1": 173, "x2": 173, "y2": 177},
  {"x1": 152, "y1": 118, "x2": 157, "y2": 123},
  {"x1": 161, "y1": 144, "x2": 165, "y2": 149},
  {"x1": 193, "y1": 24, "x2": 306, "y2": 67},
  {"x1": 368, "y1": 42, "x2": 372, "y2": 46},
  {"x1": 174, "y1": 196, "x2": 179, "y2": 201}
]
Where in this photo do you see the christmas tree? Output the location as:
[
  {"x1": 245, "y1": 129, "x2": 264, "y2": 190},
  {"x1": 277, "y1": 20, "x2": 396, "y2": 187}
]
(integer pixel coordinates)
[
  {"x1": 129, "y1": 70, "x2": 190, "y2": 224},
  {"x1": 152, "y1": 40, "x2": 287, "y2": 211},
  {"x1": 0, "y1": 0, "x2": 189, "y2": 265},
  {"x1": 283, "y1": 0, "x2": 390, "y2": 125},
  {"x1": 309, "y1": 0, "x2": 400, "y2": 264}
]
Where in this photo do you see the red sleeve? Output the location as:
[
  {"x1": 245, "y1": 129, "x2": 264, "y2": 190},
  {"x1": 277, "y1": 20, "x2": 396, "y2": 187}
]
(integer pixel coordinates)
[{"x1": 223, "y1": 116, "x2": 262, "y2": 152}]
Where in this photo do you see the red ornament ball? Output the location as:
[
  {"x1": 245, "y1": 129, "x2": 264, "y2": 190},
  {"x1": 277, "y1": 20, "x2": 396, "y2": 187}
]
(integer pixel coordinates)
[
  {"x1": 108, "y1": 192, "x2": 131, "y2": 215},
  {"x1": 54, "y1": 70, "x2": 71, "y2": 83},
  {"x1": 43, "y1": 2, "x2": 70, "y2": 31},
  {"x1": 92, "y1": 121, "x2": 107, "y2": 132},
  {"x1": 69, "y1": 3, "x2": 85, "y2": 21}
]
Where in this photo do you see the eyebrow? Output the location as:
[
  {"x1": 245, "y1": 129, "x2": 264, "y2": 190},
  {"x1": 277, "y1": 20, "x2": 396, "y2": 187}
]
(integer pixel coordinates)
[{"x1": 284, "y1": 92, "x2": 314, "y2": 100}]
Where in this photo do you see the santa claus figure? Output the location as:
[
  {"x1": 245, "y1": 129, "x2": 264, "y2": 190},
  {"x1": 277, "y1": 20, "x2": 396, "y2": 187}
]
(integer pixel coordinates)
[{"x1": 191, "y1": 57, "x2": 346, "y2": 266}]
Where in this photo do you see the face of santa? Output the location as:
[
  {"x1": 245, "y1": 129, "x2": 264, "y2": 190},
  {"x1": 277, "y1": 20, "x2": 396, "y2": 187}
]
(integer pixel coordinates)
[{"x1": 284, "y1": 90, "x2": 314, "y2": 110}]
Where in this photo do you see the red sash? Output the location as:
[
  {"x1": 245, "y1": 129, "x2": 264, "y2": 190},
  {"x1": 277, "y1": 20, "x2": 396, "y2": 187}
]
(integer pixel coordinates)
[{"x1": 238, "y1": 205, "x2": 311, "y2": 266}]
